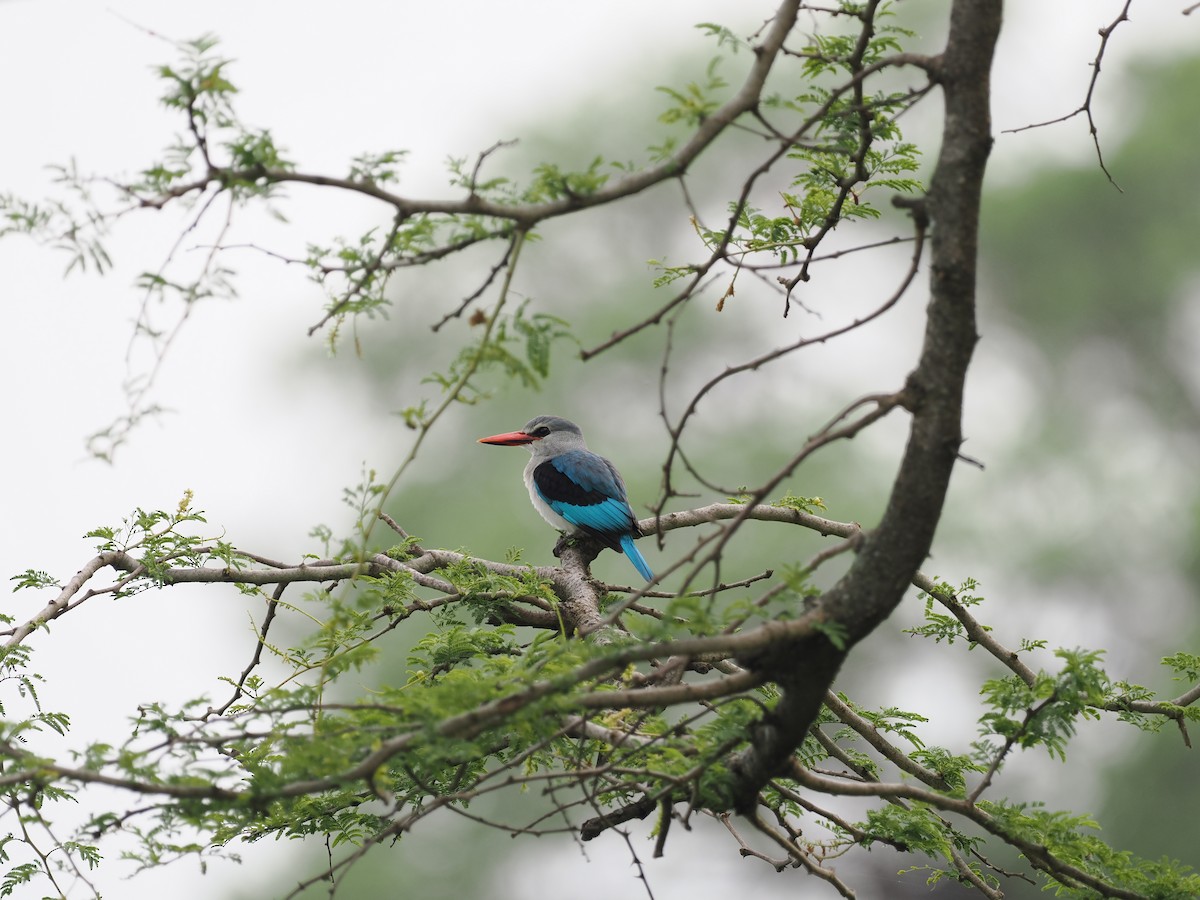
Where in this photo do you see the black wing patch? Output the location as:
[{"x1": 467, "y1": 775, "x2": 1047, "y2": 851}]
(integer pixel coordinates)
[{"x1": 533, "y1": 460, "x2": 608, "y2": 507}]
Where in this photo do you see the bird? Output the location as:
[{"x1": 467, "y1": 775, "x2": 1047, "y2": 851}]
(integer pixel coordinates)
[{"x1": 477, "y1": 415, "x2": 654, "y2": 582}]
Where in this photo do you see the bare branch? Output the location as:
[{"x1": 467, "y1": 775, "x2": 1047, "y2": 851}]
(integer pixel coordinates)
[{"x1": 1002, "y1": 0, "x2": 1134, "y2": 189}]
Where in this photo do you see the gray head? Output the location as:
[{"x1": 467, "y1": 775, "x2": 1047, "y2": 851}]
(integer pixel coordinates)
[{"x1": 477, "y1": 415, "x2": 588, "y2": 456}]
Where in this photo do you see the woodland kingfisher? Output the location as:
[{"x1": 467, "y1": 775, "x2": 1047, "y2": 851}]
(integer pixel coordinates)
[{"x1": 477, "y1": 415, "x2": 654, "y2": 582}]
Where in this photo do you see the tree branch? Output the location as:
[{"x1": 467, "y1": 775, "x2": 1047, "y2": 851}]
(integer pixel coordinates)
[{"x1": 726, "y1": 0, "x2": 1000, "y2": 811}]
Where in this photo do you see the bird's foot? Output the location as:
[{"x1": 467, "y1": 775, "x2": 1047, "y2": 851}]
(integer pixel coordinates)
[{"x1": 552, "y1": 533, "x2": 573, "y2": 559}]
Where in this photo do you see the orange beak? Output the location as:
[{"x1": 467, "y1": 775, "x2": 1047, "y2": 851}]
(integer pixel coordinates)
[{"x1": 477, "y1": 430, "x2": 539, "y2": 446}]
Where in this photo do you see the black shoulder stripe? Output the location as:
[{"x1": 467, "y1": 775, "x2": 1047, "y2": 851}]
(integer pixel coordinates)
[{"x1": 533, "y1": 460, "x2": 608, "y2": 507}]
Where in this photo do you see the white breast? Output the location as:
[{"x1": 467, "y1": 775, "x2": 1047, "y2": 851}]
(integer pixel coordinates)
[{"x1": 523, "y1": 456, "x2": 577, "y2": 533}]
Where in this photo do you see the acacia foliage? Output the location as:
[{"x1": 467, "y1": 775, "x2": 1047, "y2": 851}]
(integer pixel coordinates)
[{"x1": 2, "y1": 2, "x2": 1198, "y2": 898}]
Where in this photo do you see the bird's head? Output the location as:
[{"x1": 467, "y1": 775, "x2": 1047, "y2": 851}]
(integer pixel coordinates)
[{"x1": 477, "y1": 415, "x2": 585, "y2": 455}]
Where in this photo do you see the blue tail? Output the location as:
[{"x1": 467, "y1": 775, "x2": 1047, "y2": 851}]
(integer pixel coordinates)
[{"x1": 619, "y1": 534, "x2": 654, "y2": 582}]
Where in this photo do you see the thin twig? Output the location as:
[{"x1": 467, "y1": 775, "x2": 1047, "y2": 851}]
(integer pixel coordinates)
[{"x1": 1002, "y1": 0, "x2": 1134, "y2": 189}]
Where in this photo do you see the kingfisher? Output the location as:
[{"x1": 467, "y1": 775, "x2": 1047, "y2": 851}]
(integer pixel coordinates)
[{"x1": 477, "y1": 415, "x2": 654, "y2": 582}]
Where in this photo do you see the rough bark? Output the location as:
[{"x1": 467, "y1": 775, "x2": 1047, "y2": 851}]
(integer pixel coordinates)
[{"x1": 727, "y1": 0, "x2": 1002, "y2": 811}]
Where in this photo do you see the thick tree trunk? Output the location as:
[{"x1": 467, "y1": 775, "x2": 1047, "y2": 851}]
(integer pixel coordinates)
[{"x1": 728, "y1": 0, "x2": 1002, "y2": 811}]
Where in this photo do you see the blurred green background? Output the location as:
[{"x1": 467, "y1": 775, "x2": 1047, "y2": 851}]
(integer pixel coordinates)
[
  {"x1": 225, "y1": 19, "x2": 1200, "y2": 900},
  {"x1": 2, "y1": 2, "x2": 1193, "y2": 897}
]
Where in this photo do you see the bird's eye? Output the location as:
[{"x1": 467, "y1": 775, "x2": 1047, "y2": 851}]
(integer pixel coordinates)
[{"x1": 532, "y1": 426, "x2": 551, "y2": 437}]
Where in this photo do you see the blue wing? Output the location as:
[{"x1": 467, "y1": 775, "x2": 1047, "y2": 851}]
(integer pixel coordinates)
[
  {"x1": 533, "y1": 451, "x2": 638, "y2": 543},
  {"x1": 533, "y1": 451, "x2": 653, "y2": 582}
]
